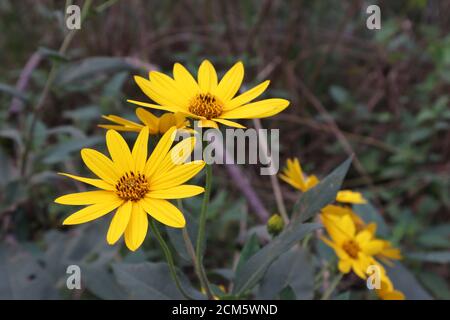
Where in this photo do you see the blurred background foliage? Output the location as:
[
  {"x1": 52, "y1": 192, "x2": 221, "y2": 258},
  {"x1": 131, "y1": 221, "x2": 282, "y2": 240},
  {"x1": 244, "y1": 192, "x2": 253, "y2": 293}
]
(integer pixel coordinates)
[{"x1": 0, "y1": 0, "x2": 449, "y2": 299}]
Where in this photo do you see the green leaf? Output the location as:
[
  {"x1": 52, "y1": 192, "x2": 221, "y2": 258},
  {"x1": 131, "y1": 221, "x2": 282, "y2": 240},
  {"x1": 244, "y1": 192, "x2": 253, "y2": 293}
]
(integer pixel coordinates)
[
  {"x1": 38, "y1": 47, "x2": 68, "y2": 62},
  {"x1": 83, "y1": 265, "x2": 127, "y2": 299},
  {"x1": 279, "y1": 286, "x2": 296, "y2": 300},
  {"x1": 63, "y1": 105, "x2": 102, "y2": 122},
  {"x1": 417, "y1": 224, "x2": 450, "y2": 249},
  {"x1": 417, "y1": 272, "x2": 450, "y2": 299},
  {"x1": 257, "y1": 248, "x2": 314, "y2": 300},
  {"x1": 235, "y1": 233, "x2": 260, "y2": 276},
  {"x1": 407, "y1": 251, "x2": 450, "y2": 263},
  {"x1": 43, "y1": 136, "x2": 102, "y2": 164},
  {"x1": 102, "y1": 71, "x2": 128, "y2": 97},
  {"x1": 0, "y1": 147, "x2": 17, "y2": 186},
  {"x1": 329, "y1": 85, "x2": 349, "y2": 104},
  {"x1": 232, "y1": 223, "x2": 319, "y2": 296},
  {"x1": 385, "y1": 262, "x2": 432, "y2": 300},
  {"x1": 0, "y1": 83, "x2": 29, "y2": 101},
  {"x1": 0, "y1": 245, "x2": 59, "y2": 299},
  {"x1": 112, "y1": 262, "x2": 202, "y2": 300},
  {"x1": 166, "y1": 209, "x2": 198, "y2": 262},
  {"x1": 292, "y1": 157, "x2": 352, "y2": 222},
  {"x1": 55, "y1": 57, "x2": 135, "y2": 86}
]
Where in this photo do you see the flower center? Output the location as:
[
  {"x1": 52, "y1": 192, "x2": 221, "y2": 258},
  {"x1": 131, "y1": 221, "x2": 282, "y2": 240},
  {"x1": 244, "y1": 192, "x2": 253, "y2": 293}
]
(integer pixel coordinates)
[
  {"x1": 115, "y1": 172, "x2": 149, "y2": 201},
  {"x1": 188, "y1": 93, "x2": 223, "y2": 119},
  {"x1": 342, "y1": 240, "x2": 360, "y2": 259}
]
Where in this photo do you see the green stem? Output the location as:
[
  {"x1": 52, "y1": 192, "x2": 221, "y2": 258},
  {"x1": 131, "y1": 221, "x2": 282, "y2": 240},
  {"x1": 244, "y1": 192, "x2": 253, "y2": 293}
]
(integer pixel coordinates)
[
  {"x1": 149, "y1": 219, "x2": 194, "y2": 300},
  {"x1": 321, "y1": 273, "x2": 343, "y2": 300},
  {"x1": 195, "y1": 163, "x2": 214, "y2": 299},
  {"x1": 176, "y1": 200, "x2": 213, "y2": 300}
]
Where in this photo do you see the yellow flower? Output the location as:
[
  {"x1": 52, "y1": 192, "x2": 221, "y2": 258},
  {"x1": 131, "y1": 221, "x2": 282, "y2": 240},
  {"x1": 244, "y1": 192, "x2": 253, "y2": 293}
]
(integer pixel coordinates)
[
  {"x1": 55, "y1": 126, "x2": 205, "y2": 251},
  {"x1": 320, "y1": 214, "x2": 384, "y2": 279},
  {"x1": 127, "y1": 60, "x2": 290, "y2": 128},
  {"x1": 279, "y1": 158, "x2": 319, "y2": 192},
  {"x1": 99, "y1": 108, "x2": 188, "y2": 135},
  {"x1": 279, "y1": 157, "x2": 366, "y2": 204}
]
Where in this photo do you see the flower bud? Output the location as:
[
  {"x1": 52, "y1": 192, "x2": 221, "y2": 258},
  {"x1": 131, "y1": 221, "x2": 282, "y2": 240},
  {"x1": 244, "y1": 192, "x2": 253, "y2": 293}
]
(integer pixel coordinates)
[{"x1": 267, "y1": 214, "x2": 284, "y2": 236}]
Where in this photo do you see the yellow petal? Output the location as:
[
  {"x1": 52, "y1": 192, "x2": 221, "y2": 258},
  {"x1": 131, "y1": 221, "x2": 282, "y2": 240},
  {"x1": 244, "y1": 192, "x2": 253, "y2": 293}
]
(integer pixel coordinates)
[
  {"x1": 101, "y1": 115, "x2": 142, "y2": 127},
  {"x1": 127, "y1": 99, "x2": 183, "y2": 113},
  {"x1": 198, "y1": 60, "x2": 217, "y2": 93},
  {"x1": 279, "y1": 173, "x2": 304, "y2": 191},
  {"x1": 158, "y1": 113, "x2": 177, "y2": 133},
  {"x1": 136, "y1": 108, "x2": 159, "y2": 133},
  {"x1": 141, "y1": 198, "x2": 185, "y2": 228},
  {"x1": 107, "y1": 201, "x2": 132, "y2": 245},
  {"x1": 340, "y1": 214, "x2": 356, "y2": 237},
  {"x1": 224, "y1": 80, "x2": 270, "y2": 111},
  {"x1": 366, "y1": 222, "x2": 377, "y2": 235},
  {"x1": 134, "y1": 75, "x2": 183, "y2": 108},
  {"x1": 355, "y1": 230, "x2": 372, "y2": 245},
  {"x1": 147, "y1": 185, "x2": 204, "y2": 199},
  {"x1": 321, "y1": 214, "x2": 353, "y2": 244},
  {"x1": 305, "y1": 175, "x2": 319, "y2": 190},
  {"x1": 62, "y1": 200, "x2": 123, "y2": 225},
  {"x1": 351, "y1": 259, "x2": 367, "y2": 279},
  {"x1": 197, "y1": 119, "x2": 219, "y2": 128},
  {"x1": 81, "y1": 148, "x2": 120, "y2": 184},
  {"x1": 124, "y1": 202, "x2": 148, "y2": 251},
  {"x1": 380, "y1": 290, "x2": 405, "y2": 300},
  {"x1": 149, "y1": 71, "x2": 191, "y2": 105},
  {"x1": 150, "y1": 161, "x2": 205, "y2": 190},
  {"x1": 361, "y1": 239, "x2": 384, "y2": 256},
  {"x1": 55, "y1": 190, "x2": 118, "y2": 205},
  {"x1": 155, "y1": 137, "x2": 196, "y2": 175},
  {"x1": 173, "y1": 62, "x2": 200, "y2": 97},
  {"x1": 338, "y1": 259, "x2": 352, "y2": 273},
  {"x1": 336, "y1": 190, "x2": 367, "y2": 204},
  {"x1": 144, "y1": 126, "x2": 177, "y2": 178},
  {"x1": 212, "y1": 118, "x2": 246, "y2": 128},
  {"x1": 58, "y1": 173, "x2": 115, "y2": 191},
  {"x1": 98, "y1": 124, "x2": 142, "y2": 132},
  {"x1": 214, "y1": 61, "x2": 244, "y2": 102},
  {"x1": 221, "y1": 98, "x2": 289, "y2": 119},
  {"x1": 132, "y1": 127, "x2": 149, "y2": 172},
  {"x1": 106, "y1": 130, "x2": 134, "y2": 173}
]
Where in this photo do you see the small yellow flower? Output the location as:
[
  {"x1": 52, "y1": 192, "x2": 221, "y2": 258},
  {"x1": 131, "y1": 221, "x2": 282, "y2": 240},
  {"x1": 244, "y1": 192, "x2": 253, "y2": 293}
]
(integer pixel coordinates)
[
  {"x1": 279, "y1": 158, "x2": 319, "y2": 192},
  {"x1": 127, "y1": 60, "x2": 290, "y2": 128},
  {"x1": 320, "y1": 214, "x2": 384, "y2": 279},
  {"x1": 55, "y1": 126, "x2": 205, "y2": 251},
  {"x1": 99, "y1": 108, "x2": 188, "y2": 135},
  {"x1": 279, "y1": 157, "x2": 366, "y2": 204}
]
